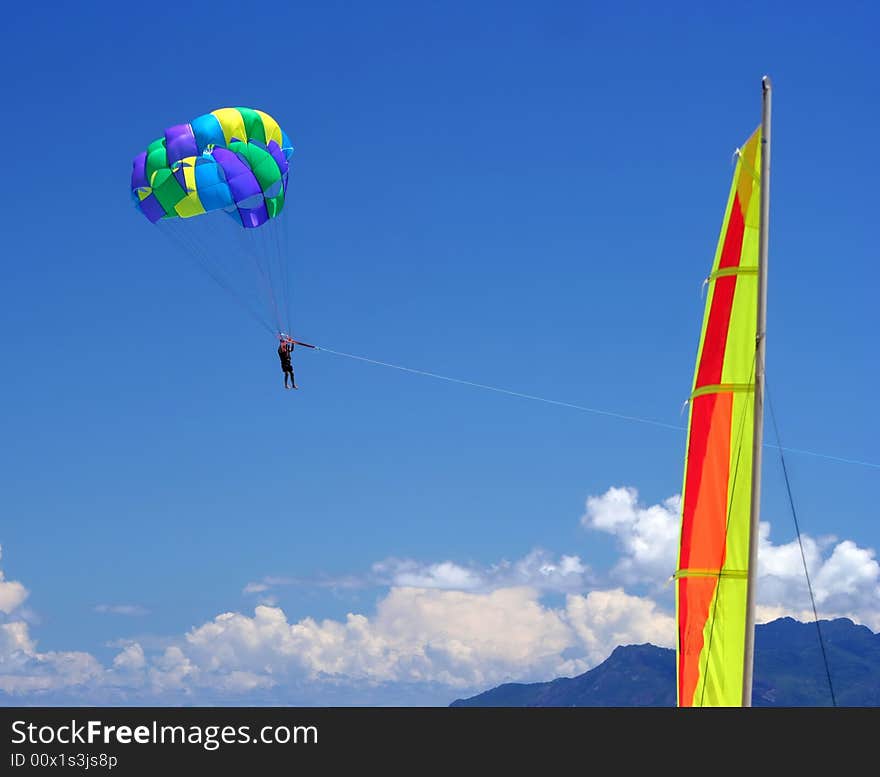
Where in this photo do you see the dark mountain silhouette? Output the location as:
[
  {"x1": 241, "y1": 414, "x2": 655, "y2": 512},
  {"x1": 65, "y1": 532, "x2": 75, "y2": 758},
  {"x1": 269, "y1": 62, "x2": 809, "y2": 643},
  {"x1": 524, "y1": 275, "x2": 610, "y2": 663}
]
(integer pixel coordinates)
[{"x1": 450, "y1": 617, "x2": 880, "y2": 707}]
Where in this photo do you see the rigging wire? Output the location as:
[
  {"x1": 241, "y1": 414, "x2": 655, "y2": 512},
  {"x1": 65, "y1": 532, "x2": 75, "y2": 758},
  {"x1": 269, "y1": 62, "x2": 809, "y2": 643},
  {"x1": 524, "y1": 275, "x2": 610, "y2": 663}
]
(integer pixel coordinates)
[
  {"x1": 314, "y1": 346, "x2": 685, "y2": 431},
  {"x1": 767, "y1": 380, "x2": 838, "y2": 706},
  {"x1": 140, "y1": 219, "x2": 879, "y2": 474},
  {"x1": 311, "y1": 345, "x2": 880, "y2": 470}
]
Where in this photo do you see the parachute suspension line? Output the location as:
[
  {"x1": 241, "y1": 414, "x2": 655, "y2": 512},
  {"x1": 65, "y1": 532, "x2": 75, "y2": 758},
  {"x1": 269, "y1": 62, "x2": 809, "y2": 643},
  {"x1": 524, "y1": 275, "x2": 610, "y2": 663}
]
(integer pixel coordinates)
[
  {"x1": 150, "y1": 210, "x2": 294, "y2": 341},
  {"x1": 260, "y1": 219, "x2": 284, "y2": 335},
  {"x1": 156, "y1": 220, "x2": 276, "y2": 336},
  {"x1": 277, "y1": 213, "x2": 293, "y2": 336},
  {"x1": 272, "y1": 215, "x2": 291, "y2": 335},
  {"x1": 252, "y1": 223, "x2": 271, "y2": 326},
  {"x1": 269, "y1": 216, "x2": 290, "y2": 335},
  {"x1": 271, "y1": 216, "x2": 290, "y2": 335},
  {"x1": 285, "y1": 214, "x2": 293, "y2": 332},
  {"x1": 157, "y1": 220, "x2": 264, "y2": 331},
  {"x1": 766, "y1": 379, "x2": 837, "y2": 706},
  {"x1": 233, "y1": 221, "x2": 283, "y2": 335},
  {"x1": 236, "y1": 225, "x2": 266, "y2": 327}
]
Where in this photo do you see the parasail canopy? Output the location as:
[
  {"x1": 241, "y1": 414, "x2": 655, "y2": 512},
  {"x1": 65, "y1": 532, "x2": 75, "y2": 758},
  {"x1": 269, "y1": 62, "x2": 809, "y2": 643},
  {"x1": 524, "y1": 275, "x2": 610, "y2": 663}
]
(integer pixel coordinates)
[
  {"x1": 131, "y1": 107, "x2": 294, "y2": 229},
  {"x1": 130, "y1": 107, "x2": 297, "y2": 337}
]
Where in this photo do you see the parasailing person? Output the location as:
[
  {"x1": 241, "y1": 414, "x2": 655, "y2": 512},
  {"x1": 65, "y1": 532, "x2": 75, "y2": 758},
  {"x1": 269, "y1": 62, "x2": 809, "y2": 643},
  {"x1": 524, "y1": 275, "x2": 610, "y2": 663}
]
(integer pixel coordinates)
[{"x1": 277, "y1": 335, "x2": 298, "y2": 390}]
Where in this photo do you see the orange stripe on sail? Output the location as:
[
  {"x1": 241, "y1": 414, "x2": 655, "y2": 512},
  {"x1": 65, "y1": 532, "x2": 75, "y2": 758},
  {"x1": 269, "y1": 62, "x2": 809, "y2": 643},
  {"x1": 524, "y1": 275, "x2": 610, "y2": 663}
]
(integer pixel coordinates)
[{"x1": 678, "y1": 390, "x2": 733, "y2": 705}]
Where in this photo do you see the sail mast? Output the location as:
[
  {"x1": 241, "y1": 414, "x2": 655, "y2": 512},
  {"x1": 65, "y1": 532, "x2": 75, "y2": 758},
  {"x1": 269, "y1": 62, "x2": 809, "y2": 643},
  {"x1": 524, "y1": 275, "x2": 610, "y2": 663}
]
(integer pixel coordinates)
[{"x1": 741, "y1": 75, "x2": 772, "y2": 707}]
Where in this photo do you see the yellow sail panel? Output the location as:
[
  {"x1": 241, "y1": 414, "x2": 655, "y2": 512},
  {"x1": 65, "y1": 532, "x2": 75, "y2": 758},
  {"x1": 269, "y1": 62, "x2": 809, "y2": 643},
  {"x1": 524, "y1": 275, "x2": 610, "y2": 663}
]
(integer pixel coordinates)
[{"x1": 675, "y1": 128, "x2": 761, "y2": 707}]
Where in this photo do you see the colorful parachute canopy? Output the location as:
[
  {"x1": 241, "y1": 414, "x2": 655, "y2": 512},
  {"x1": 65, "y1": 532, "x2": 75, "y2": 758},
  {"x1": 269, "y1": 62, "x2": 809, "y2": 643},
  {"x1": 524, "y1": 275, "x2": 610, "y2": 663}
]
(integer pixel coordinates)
[{"x1": 131, "y1": 107, "x2": 293, "y2": 229}]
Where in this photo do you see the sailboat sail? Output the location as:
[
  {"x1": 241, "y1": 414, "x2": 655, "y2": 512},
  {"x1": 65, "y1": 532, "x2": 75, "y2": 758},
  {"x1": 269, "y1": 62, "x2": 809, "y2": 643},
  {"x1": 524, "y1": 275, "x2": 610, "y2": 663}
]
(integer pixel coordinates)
[{"x1": 674, "y1": 126, "x2": 763, "y2": 707}]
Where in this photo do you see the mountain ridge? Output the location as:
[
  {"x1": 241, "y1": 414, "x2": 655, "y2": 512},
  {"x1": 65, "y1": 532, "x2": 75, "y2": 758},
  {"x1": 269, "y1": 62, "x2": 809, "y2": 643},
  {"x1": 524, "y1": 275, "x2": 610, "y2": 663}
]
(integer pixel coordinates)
[{"x1": 450, "y1": 617, "x2": 880, "y2": 707}]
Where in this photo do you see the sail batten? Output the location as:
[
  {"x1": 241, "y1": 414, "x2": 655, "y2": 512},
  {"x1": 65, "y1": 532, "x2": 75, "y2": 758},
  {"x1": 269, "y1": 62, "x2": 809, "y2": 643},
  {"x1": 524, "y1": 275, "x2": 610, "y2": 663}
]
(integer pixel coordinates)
[{"x1": 675, "y1": 126, "x2": 762, "y2": 707}]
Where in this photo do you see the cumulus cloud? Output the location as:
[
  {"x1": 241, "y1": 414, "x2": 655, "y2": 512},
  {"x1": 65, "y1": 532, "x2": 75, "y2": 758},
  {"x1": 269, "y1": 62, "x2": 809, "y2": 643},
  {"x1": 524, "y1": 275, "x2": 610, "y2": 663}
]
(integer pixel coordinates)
[
  {"x1": 0, "y1": 546, "x2": 28, "y2": 615},
  {"x1": 581, "y1": 486, "x2": 681, "y2": 586},
  {"x1": 581, "y1": 486, "x2": 880, "y2": 630},
  {"x1": 113, "y1": 643, "x2": 147, "y2": 671},
  {"x1": 0, "y1": 551, "x2": 146, "y2": 698},
  {"x1": 0, "y1": 583, "x2": 669, "y2": 701},
  {"x1": 242, "y1": 550, "x2": 592, "y2": 605},
  {"x1": 0, "y1": 620, "x2": 104, "y2": 695},
  {"x1": 172, "y1": 589, "x2": 576, "y2": 690},
  {"x1": 1, "y1": 483, "x2": 877, "y2": 703},
  {"x1": 565, "y1": 588, "x2": 676, "y2": 662},
  {"x1": 373, "y1": 560, "x2": 484, "y2": 591},
  {"x1": 147, "y1": 585, "x2": 669, "y2": 694},
  {"x1": 372, "y1": 549, "x2": 591, "y2": 594},
  {"x1": 759, "y1": 534, "x2": 880, "y2": 626}
]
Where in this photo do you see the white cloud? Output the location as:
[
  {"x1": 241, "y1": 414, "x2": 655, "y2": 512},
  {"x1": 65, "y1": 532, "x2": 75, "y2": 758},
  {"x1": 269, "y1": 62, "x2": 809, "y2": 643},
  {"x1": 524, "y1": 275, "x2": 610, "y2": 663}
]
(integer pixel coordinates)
[
  {"x1": 565, "y1": 588, "x2": 676, "y2": 663},
  {"x1": 0, "y1": 546, "x2": 28, "y2": 615},
  {"x1": 758, "y1": 534, "x2": 880, "y2": 629},
  {"x1": 490, "y1": 550, "x2": 590, "y2": 593},
  {"x1": 0, "y1": 621, "x2": 104, "y2": 695},
  {"x1": 0, "y1": 583, "x2": 669, "y2": 700},
  {"x1": 153, "y1": 585, "x2": 657, "y2": 693},
  {"x1": 113, "y1": 643, "x2": 146, "y2": 671},
  {"x1": 0, "y1": 620, "x2": 36, "y2": 655},
  {"x1": 372, "y1": 550, "x2": 590, "y2": 594},
  {"x1": 148, "y1": 646, "x2": 195, "y2": 691},
  {"x1": 244, "y1": 550, "x2": 592, "y2": 600},
  {"x1": 0, "y1": 483, "x2": 877, "y2": 702},
  {"x1": 107, "y1": 643, "x2": 149, "y2": 690},
  {"x1": 374, "y1": 560, "x2": 484, "y2": 590},
  {"x1": 813, "y1": 540, "x2": 880, "y2": 604},
  {"x1": 580, "y1": 486, "x2": 880, "y2": 630},
  {"x1": 581, "y1": 486, "x2": 681, "y2": 586}
]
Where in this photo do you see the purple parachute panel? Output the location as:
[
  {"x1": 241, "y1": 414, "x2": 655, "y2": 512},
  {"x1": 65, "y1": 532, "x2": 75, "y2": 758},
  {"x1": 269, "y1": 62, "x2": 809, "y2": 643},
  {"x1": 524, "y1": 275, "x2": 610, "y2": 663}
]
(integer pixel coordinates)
[
  {"x1": 165, "y1": 124, "x2": 199, "y2": 165},
  {"x1": 212, "y1": 147, "x2": 268, "y2": 229},
  {"x1": 131, "y1": 151, "x2": 148, "y2": 191}
]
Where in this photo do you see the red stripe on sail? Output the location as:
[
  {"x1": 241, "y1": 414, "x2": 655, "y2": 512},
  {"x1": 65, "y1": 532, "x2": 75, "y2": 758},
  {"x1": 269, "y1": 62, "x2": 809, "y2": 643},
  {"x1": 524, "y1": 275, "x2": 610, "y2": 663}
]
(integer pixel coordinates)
[
  {"x1": 693, "y1": 197, "x2": 746, "y2": 390},
  {"x1": 678, "y1": 192, "x2": 746, "y2": 704}
]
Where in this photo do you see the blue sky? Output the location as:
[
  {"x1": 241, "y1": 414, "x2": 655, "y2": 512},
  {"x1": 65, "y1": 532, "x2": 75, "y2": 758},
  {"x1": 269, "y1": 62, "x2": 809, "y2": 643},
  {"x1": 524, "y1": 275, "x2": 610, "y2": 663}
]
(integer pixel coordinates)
[{"x1": 1, "y1": 1, "x2": 877, "y2": 705}]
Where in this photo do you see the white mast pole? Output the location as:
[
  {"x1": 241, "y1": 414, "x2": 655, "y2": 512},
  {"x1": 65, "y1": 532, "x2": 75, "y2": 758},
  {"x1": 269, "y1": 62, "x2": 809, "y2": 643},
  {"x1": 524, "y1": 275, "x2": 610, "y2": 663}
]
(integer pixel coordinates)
[{"x1": 742, "y1": 75, "x2": 772, "y2": 707}]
